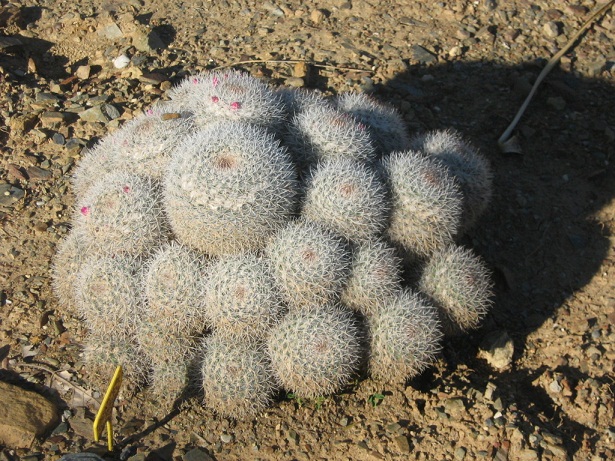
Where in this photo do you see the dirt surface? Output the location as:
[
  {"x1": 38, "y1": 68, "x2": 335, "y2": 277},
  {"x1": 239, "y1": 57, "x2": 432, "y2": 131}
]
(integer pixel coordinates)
[{"x1": 1, "y1": 0, "x2": 614, "y2": 460}]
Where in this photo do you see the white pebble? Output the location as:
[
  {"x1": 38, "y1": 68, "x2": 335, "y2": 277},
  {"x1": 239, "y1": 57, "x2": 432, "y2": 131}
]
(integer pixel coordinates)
[{"x1": 113, "y1": 54, "x2": 131, "y2": 69}]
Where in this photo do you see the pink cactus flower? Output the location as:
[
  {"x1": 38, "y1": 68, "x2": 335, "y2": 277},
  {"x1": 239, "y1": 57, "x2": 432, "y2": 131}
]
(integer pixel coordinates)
[{"x1": 80, "y1": 206, "x2": 90, "y2": 216}]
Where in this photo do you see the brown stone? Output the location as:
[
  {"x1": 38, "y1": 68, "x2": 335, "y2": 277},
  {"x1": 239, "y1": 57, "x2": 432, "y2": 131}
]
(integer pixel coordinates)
[{"x1": 0, "y1": 381, "x2": 59, "y2": 448}]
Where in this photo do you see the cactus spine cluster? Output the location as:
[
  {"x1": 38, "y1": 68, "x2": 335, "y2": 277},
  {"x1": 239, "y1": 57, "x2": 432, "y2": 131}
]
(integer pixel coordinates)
[{"x1": 52, "y1": 69, "x2": 495, "y2": 419}]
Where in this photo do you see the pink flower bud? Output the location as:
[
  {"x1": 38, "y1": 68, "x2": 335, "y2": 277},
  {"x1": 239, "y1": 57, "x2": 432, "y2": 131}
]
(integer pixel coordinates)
[
  {"x1": 212, "y1": 76, "x2": 220, "y2": 87},
  {"x1": 123, "y1": 185, "x2": 131, "y2": 193},
  {"x1": 211, "y1": 96, "x2": 220, "y2": 103},
  {"x1": 230, "y1": 101, "x2": 241, "y2": 110},
  {"x1": 80, "y1": 206, "x2": 90, "y2": 216}
]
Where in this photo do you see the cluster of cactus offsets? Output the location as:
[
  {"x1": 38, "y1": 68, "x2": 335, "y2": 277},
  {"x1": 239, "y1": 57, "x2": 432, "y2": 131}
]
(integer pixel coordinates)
[{"x1": 51, "y1": 69, "x2": 496, "y2": 418}]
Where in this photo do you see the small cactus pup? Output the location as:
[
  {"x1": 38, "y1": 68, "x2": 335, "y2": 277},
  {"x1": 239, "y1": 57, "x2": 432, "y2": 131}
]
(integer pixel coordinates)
[
  {"x1": 418, "y1": 244, "x2": 494, "y2": 335},
  {"x1": 341, "y1": 239, "x2": 403, "y2": 317},
  {"x1": 82, "y1": 330, "x2": 149, "y2": 391},
  {"x1": 302, "y1": 157, "x2": 389, "y2": 242},
  {"x1": 200, "y1": 334, "x2": 278, "y2": 419},
  {"x1": 168, "y1": 70, "x2": 286, "y2": 129},
  {"x1": 142, "y1": 242, "x2": 210, "y2": 336},
  {"x1": 368, "y1": 289, "x2": 442, "y2": 383},
  {"x1": 411, "y1": 130, "x2": 493, "y2": 232},
  {"x1": 73, "y1": 172, "x2": 168, "y2": 256},
  {"x1": 75, "y1": 254, "x2": 144, "y2": 338},
  {"x1": 148, "y1": 359, "x2": 196, "y2": 411},
  {"x1": 103, "y1": 102, "x2": 195, "y2": 181},
  {"x1": 265, "y1": 219, "x2": 351, "y2": 309},
  {"x1": 267, "y1": 304, "x2": 362, "y2": 399},
  {"x1": 381, "y1": 150, "x2": 463, "y2": 262},
  {"x1": 203, "y1": 253, "x2": 285, "y2": 343},
  {"x1": 51, "y1": 231, "x2": 89, "y2": 317},
  {"x1": 275, "y1": 87, "x2": 330, "y2": 118},
  {"x1": 334, "y1": 92, "x2": 411, "y2": 156},
  {"x1": 164, "y1": 121, "x2": 299, "y2": 256},
  {"x1": 287, "y1": 103, "x2": 377, "y2": 171}
]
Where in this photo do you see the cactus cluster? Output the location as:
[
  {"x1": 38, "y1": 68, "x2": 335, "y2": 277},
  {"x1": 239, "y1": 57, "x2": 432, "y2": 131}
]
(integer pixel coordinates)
[{"x1": 52, "y1": 70, "x2": 494, "y2": 418}]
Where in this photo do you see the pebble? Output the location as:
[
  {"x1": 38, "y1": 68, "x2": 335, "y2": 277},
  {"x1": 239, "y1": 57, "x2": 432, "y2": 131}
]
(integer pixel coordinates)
[
  {"x1": 220, "y1": 433, "x2": 233, "y2": 444},
  {"x1": 393, "y1": 435, "x2": 411, "y2": 453},
  {"x1": 285, "y1": 77, "x2": 305, "y2": 87},
  {"x1": 52, "y1": 133, "x2": 65, "y2": 145},
  {"x1": 549, "y1": 380, "x2": 563, "y2": 393},
  {"x1": 79, "y1": 103, "x2": 120, "y2": 123},
  {"x1": 0, "y1": 183, "x2": 25, "y2": 208},
  {"x1": 410, "y1": 45, "x2": 437, "y2": 64},
  {"x1": 26, "y1": 166, "x2": 52, "y2": 181},
  {"x1": 444, "y1": 398, "x2": 465, "y2": 414},
  {"x1": 543, "y1": 21, "x2": 560, "y2": 38},
  {"x1": 479, "y1": 330, "x2": 514, "y2": 370},
  {"x1": 454, "y1": 447, "x2": 467, "y2": 460},
  {"x1": 182, "y1": 448, "x2": 214, "y2": 461},
  {"x1": 113, "y1": 54, "x2": 131, "y2": 69},
  {"x1": 310, "y1": 9, "x2": 326, "y2": 24},
  {"x1": 39, "y1": 111, "x2": 70, "y2": 126},
  {"x1": 75, "y1": 65, "x2": 91, "y2": 80},
  {"x1": 35, "y1": 93, "x2": 60, "y2": 105}
]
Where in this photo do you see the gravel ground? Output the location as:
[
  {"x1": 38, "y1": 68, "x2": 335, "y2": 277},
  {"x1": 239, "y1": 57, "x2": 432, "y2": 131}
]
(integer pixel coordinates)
[{"x1": 1, "y1": 0, "x2": 614, "y2": 460}]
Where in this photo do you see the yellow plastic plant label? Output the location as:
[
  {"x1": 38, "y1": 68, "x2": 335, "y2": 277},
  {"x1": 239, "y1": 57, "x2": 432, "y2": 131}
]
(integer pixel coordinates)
[{"x1": 93, "y1": 365, "x2": 123, "y2": 451}]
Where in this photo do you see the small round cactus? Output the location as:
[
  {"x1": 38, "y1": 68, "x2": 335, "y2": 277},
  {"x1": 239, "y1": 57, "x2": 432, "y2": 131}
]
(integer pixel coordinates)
[
  {"x1": 368, "y1": 289, "x2": 442, "y2": 382},
  {"x1": 73, "y1": 172, "x2": 168, "y2": 256},
  {"x1": 148, "y1": 353, "x2": 197, "y2": 410},
  {"x1": 334, "y1": 92, "x2": 410, "y2": 155},
  {"x1": 83, "y1": 330, "x2": 149, "y2": 389},
  {"x1": 267, "y1": 305, "x2": 362, "y2": 398},
  {"x1": 200, "y1": 335, "x2": 277, "y2": 419},
  {"x1": 103, "y1": 102, "x2": 194, "y2": 180},
  {"x1": 418, "y1": 245, "x2": 493, "y2": 335},
  {"x1": 142, "y1": 242, "x2": 210, "y2": 335},
  {"x1": 302, "y1": 158, "x2": 389, "y2": 242},
  {"x1": 411, "y1": 130, "x2": 493, "y2": 231},
  {"x1": 381, "y1": 151, "x2": 463, "y2": 261},
  {"x1": 203, "y1": 253, "x2": 285, "y2": 343},
  {"x1": 287, "y1": 104, "x2": 377, "y2": 169},
  {"x1": 164, "y1": 121, "x2": 299, "y2": 256},
  {"x1": 72, "y1": 141, "x2": 122, "y2": 198},
  {"x1": 276, "y1": 87, "x2": 330, "y2": 117},
  {"x1": 265, "y1": 219, "x2": 351, "y2": 309},
  {"x1": 51, "y1": 231, "x2": 89, "y2": 316},
  {"x1": 341, "y1": 239, "x2": 403, "y2": 316},
  {"x1": 168, "y1": 70, "x2": 286, "y2": 129},
  {"x1": 75, "y1": 254, "x2": 143, "y2": 338}
]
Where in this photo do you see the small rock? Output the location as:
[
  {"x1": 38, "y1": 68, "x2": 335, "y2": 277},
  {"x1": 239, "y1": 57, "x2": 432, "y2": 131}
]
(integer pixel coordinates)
[
  {"x1": 410, "y1": 45, "x2": 437, "y2": 64},
  {"x1": 449, "y1": 46, "x2": 463, "y2": 57},
  {"x1": 0, "y1": 183, "x2": 25, "y2": 208},
  {"x1": 35, "y1": 92, "x2": 60, "y2": 105},
  {"x1": 138, "y1": 72, "x2": 166, "y2": 85},
  {"x1": 285, "y1": 77, "x2": 305, "y2": 87},
  {"x1": 444, "y1": 398, "x2": 465, "y2": 414},
  {"x1": 182, "y1": 448, "x2": 214, "y2": 461},
  {"x1": 220, "y1": 433, "x2": 233, "y2": 443},
  {"x1": 293, "y1": 61, "x2": 309, "y2": 78},
  {"x1": 113, "y1": 54, "x2": 131, "y2": 69},
  {"x1": 310, "y1": 9, "x2": 326, "y2": 24},
  {"x1": 39, "y1": 111, "x2": 71, "y2": 127},
  {"x1": 549, "y1": 380, "x2": 563, "y2": 393},
  {"x1": 26, "y1": 166, "x2": 52, "y2": 181},
  {"x1": 7, "y1": 164, "x2": 27, "y2": 181},
  {"x1": 587, "y1": 57, "x2": 607, "y2": 77},
  {"x1": 79, "y1": 104, "x2": 120, "y2": 123},
  {"x1": 52, "y1": 133, "x2": 65, "y2": 145},
  {"x1": 75, "y1": 65, "x2": 91, "y2": 80},
  {"x1": 393, "y1": 435, "x2": 411, "y2": 453},
  {"x1": 0, "y1": 381, "x2": 59, "y2": 448},
  {"x1": 98, "y1": 22, "x2": 124, "y2": 40},
  {"x1": 479, "y1": 331, "x2": 514, "y2": 370},
  {"x1": 131, "y1": 29, "x2": 165, "y2": 52},
  {"x1": 543, "y1": 21, "x2": 560, "y2": 38},
  {"x1": 565, "y1": 5, "x2": 588, "y2": 16},
  {"x1": 518, "y1": 449, "x2": 539, "y2": 461},
  {"x1": 454, "y1": 447, "x2": 467, "y2": 460},
  {"x1": 339, "y1": 417, "x2": 349, "y2": 426}
]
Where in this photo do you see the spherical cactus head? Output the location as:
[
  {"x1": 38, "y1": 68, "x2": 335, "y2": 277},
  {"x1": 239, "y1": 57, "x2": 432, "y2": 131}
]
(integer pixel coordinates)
[
  {"x1": 200, "y1": 335, "x2": 277, "y2": 419},
  {"x1": 73, "y1": 172, "x2": 168, "y2": 256},
  {"x1": 381, "y1": 150, "x2": 463, "y2": 261},
  {"x1": 203, "y1": 253, "x2": 285, "y2": 343},
  {"x1": 72, "y1": 141, "x2": 122, "y2": 198},
  {"x1": 287, "y1": 104, "x2": 377, "y2": 170},
  {"x1": 341, "y1": 239, "x2": 403, "y2": 316},
  {"x1": 368, "y1": 289, "x2": 442, "y2": 383},
  {"x1": 267, "y1": 304, "x2": 362, "y2": 399},
  {"x1": 142, "y1": 242, "x2": 210, "y2": 335},
  {"x1": 411, "y1": 130, "x2": 493, "y2": 232},
  {"x1": 164, "y1": 121, "x2": 299, "y2": 256},
  {"x1": 168, "y1": 70, "x2": 286, "y2": 129},
  {"x1": 275, "y1": 87, "x2": 329, "y2": 117},
  {"x1": 265, "y1": 219, "x2": 351, "y2": 309},
  {"x1": 75, "y1": 254, "x2": 143, "y2": 338},
  {"x1": 418, "y1": 245, "x2": 494, "y2": 335},
  {"x1": 51, "y1": 231, "x2": 88, "y2": 317},
  {"x1": 105, "y1": 102, "x2": 194, "y2": 180},
  {"x1": 148, "y1": 356, "x2": 197, "y2": 412},
  {"x1": 302, "y1": 157, "x2": 390, "y2": 242},
  {"x1": 335, "y1": 92, "x2": 411, "y2": 156},
  {"x1": 83, "y1": 330, "x2": 149, "y2": 392}
]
